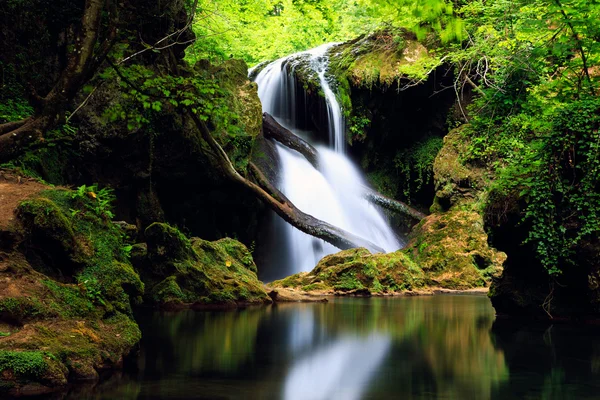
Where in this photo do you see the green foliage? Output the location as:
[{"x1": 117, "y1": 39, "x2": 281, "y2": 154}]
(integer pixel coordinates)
[
  {"x1": 187, "y1": 0, "x2": 465, "y2": 66},
  {"x1": 71, "y1": 184, "x2": 116, "y2": 220},
  {"x1": 452, "y1": 0, "x2": 599, "y2": 276},
  {"x1": 0, "y1": 351, "x2": 48, "y2": 379},
  {"x1": 489, "y1": 98, "x2": 600, "y2": 276},
  {"x1": 0, "y1": 99, "x2": 33, "y2": 123},
  {"x1": 394, "y1": 136, "x2": 443, "y2": 200},
  {"x1": 101, "y1": 64, "x2": 234, "y2": 129},
  {"x1": 367, "y1": 0, "x2": 465, "y2": 42},
  {"x1": 348, "y1": 114, "x2": 371, "y2": 144},
  {"x1": 188, "y1": 0, "x2": 380, "y2": 65}
]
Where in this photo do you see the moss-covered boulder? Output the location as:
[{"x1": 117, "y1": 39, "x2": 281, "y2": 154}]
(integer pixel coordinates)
[
  {"x1": 271, "y1": 210, "x2": 504, "y2": 295},
  {"x1": 271, "y1": 130, "x2": 505, "y2": 295},
  {"x1": 0, "y1": 185, "x2": 142, "y2": 395},
  {"x1": 405, "y1": 211, "x2": 505, "y2": 289},
  {"x1": 328, "y1": 28, "x2": 431, "y2": 90},
  {"x1": 431, "y1": 125, "x2": 489, "y2": 212},
  {"x1": 271, "y1": 248, "x2": 424, "y2": 295},
  {"x1": 138, "y1": 223, "x2": 270, "y2": 307}
]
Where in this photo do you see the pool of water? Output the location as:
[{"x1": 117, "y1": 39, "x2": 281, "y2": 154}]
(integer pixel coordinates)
[{"x1": 60, "y1": 296, "x2": 600, "y2": 399}]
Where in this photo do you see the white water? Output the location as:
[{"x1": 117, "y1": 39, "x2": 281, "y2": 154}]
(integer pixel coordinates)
[{"x1": 254, "y1": 44, "x2": 402, "y2": 275}]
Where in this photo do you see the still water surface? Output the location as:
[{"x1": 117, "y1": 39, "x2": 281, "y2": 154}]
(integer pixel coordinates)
[{"x1": 65, "y1": 296, "x2": 600, "y2": 399}]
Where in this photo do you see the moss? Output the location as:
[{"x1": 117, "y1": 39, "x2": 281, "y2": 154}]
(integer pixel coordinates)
[
  {"x1": 140, "y1": 223, "x2": 270, "y2": 306},
  {"x1": 17, "y1": 198, "x2": 82, "y2": 260},
  {"x1": 145, "y1": 222, "x2": 196, "y2": 262},
  {"x1": 41, "y1": 280, "x2": 96, "y2": 319},
  {"x1": 0, "y1": 186, "x2": 144, "y2": 391},
  {"x1": 271, "y1": 208, "x2": 505, "y2": 294},
  {"x1": 271, "y1": 248, "x2": 426, "y2": 294},
  {"x1": 151, "y1": 276, "x2": 185, "y2": 304},
  {"x1": 0, "y1": 351, "x2": 48, "y2": 380},
  {"x1": 0, "y1": 297, "x2": 55, "y2": 324},
  {"x1": 432, "y1": 125, "x2": 489, "y2": 211},
  {"x1": 328, "y1": 28, "x2": 429, "y2": 90},
  {"x1": 405, "y1": 211, "x2": 505, "y2": 289}
]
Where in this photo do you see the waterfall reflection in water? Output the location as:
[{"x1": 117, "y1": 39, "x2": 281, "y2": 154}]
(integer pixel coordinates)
[
  {"x1": 283, "y1": 334, "x2": 391, "y2": 400},
  {"x1": 54, "y1": 296, "x2": 600, "y2": 400}
]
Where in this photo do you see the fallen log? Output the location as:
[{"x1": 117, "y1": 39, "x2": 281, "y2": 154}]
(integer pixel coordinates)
[
  {"x1": 363, "y1": 188, "x2": 426, "y2": 221},
  {"x1": 263, "y1": 112, "x2": 320, "y2": 169},
  {"x1": 191, "y1": 112, "x2": 386, "y2": 254}
]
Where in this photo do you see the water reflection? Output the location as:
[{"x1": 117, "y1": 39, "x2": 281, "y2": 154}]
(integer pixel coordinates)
[
  {"x1": 284, "y1": 334, "x2": 391, "y2": 400},
  {"x1": 53, "y1": 296, "x2": 600, "y2": 400}
]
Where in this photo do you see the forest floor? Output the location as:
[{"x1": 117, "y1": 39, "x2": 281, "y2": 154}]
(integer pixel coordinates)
[{"x1": 0, "y1": 170, "x2": 47, "y2": 230}]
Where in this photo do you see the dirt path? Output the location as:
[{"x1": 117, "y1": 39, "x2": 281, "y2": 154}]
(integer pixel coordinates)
[{"x1": 0, "y1": 170, "x2": 48, "y2": 230}]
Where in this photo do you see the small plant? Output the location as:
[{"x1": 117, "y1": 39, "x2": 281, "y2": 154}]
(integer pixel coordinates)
[
  {"x1": 71, "y1": 184, "x2": 116, "y2": 220},
  {"x1": 78, "y1": 277, "x2": 106, "y2": 306}
]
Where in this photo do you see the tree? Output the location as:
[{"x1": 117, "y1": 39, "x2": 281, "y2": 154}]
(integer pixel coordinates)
[{"x1": 0, "y1": 0, "x2": 118, "y2": 162}]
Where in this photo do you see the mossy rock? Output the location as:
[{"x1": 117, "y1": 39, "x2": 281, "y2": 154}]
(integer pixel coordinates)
[
  {"x1": 432, "y1": 125, "x2": 489, "y2": 212},
  {"x1": 328, "y1": 28, "x2": 430, "y2": 90},
  {"x1": 17, "y1": 198, "x2": 87, "y2": 266},
  {"x1": 210, "y1": 58, "x2": 262, "y2": 139},
  {"x1": 140, "y1": 223, "x2": 270, "y2": 307},
  {"x1": 405, "y1": 211, "x2": 505, "y2": 289},
  {"x1": 1, "y1": 187, "x2": 144, "y2": 393},
  {"x1": 271, "y1": 248, "x2": 425, "y2": 295},
  {"x1": 145, "y1": 222, "x2": 196, "y2": 262},
  {"x1": 272, "y1": 210, "x2": 505, "y2": 294}
]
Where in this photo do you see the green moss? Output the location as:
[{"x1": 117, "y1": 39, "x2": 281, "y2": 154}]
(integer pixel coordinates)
[
  {"x1": 145, "y1": 222, "x2": 196, "y2": 262},
  {"x1": 334, "y1": 272, "x2": 365, "y2": 291},
  {"x1": 328, "y1": 28, "x2": 429, "y2": 90},
  {"x1": 140, "y1": 223, "x2": 270, "y2": 306},
  {"x1": 151, "y1": 276, "x2": 185, "y2": 304},
  {"x1": 432, "y1": 126, "x2": 489, "y2": 211},
  {"x1": 17, "y1": 198, "x2": 79, "y2": 257},
  {"x1": 0, "y1": 297, "x2": 54, "y2": 323},
  {"x1": 0, "y1": 351, "x2": 48, "y2": 380},
  {"x1": 405, "y1": 211, "x2": 505, "y2": 289},
  {"x1": 42, "y1": 280, "x2": 96, "y2": 319},
  {"x1": 271, "y1": 248, "x2": 426, "y2": 294}
]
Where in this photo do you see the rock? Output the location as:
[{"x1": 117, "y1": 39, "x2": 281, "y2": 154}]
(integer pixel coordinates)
[
  {"x1": 270, "y1": 248, "x2": 424, "y2": 295},
  {"x1": 139, "y1": 223, "x2": 271, "y2": 307},
  {"x1": 267, "y1": 288, "x2": 327, "y2": 303},
  {"x1": 0, "y1": 187, "x2": 142, "y2": 394},
  {"x1": 405, "y1": 211, "x2": 505, "y2": 289},
  {"x1": 431, "y1": 125, "x2": 488, "y2": 212},
  {"x1": 113, "y1": 221, "x2": 138, "y2": 242}
]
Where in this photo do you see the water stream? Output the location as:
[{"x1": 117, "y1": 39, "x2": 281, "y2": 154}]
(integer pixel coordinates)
[{"x1": 254, "y1": 44, "x2": 401, "y2": 277}]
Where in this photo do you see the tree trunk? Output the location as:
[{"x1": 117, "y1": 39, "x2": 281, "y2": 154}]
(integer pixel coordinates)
[
  {"x1": 191, "y1": 113, "x2": 387, "y2": 254},
  {"x1": 263, "y1": 112, "x2": 320, "y2": 169},
  {"x1": 363, "y1": 189, "x2": 426, "y2": 221},
  {"x1": 0, "y1": 0, "x2": 116, "y2": 163}
]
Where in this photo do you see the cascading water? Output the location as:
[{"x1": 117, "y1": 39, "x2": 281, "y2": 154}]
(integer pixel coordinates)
[{"x1": 254, "y1": 43, "x2": 402, "y2": 277}]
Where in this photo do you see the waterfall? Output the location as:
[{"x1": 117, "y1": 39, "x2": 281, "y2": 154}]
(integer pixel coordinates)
[{"x1": 254, "y1": 44, "x2": 402, "y2": 278}]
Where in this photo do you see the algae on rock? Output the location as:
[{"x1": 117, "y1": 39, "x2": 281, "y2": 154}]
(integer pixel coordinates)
[{"x1": 137, "y1": 223, "x2": 270, "y2": 307}]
